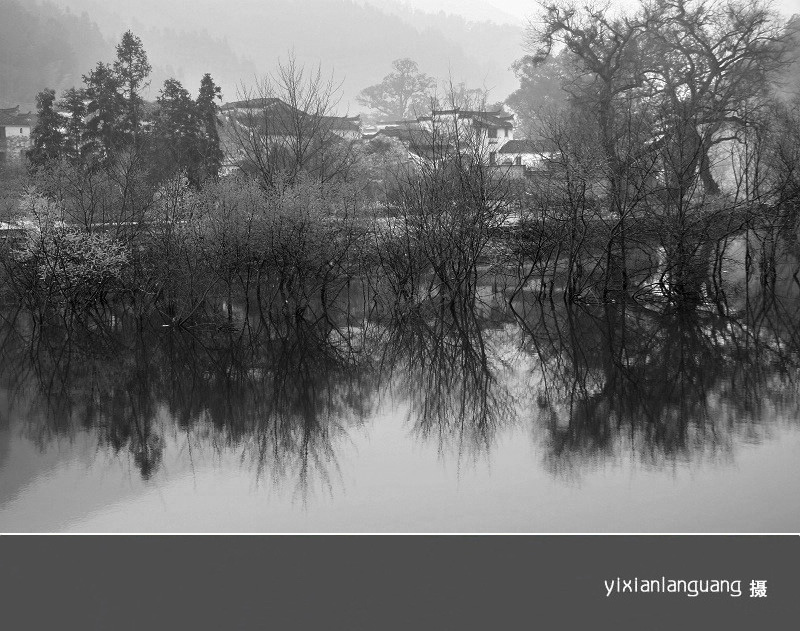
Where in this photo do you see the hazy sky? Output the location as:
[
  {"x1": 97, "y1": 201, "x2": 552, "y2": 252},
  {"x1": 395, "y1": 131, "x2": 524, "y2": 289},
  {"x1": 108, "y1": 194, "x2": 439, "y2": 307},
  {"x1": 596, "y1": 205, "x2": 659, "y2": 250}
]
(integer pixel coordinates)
[
  {"x1": 39, "y1": 0, "x2": 796, "y2": 108},
  {"x1": 397, "y1": 0, "x2": 798, "y2": 24},
  {"x1": 57, "y1": 0, "x2": 800, "y2": 24}
]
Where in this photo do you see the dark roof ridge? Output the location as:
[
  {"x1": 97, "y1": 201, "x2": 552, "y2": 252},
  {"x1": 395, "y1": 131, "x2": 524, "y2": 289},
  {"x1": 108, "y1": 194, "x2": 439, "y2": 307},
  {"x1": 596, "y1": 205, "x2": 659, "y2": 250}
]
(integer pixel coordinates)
[{"x1": 498, "y1": 139, "x2": 540, "y2": 153}]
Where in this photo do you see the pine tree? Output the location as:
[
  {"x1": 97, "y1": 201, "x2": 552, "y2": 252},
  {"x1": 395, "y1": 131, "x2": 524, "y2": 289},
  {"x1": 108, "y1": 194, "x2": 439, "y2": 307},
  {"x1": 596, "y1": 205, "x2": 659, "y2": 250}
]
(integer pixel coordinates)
[
  {"x1": 59, "y1": 87, "x2": 87, "y2": 162},
  {"x1": 83, "y1": 62, "x2": 125, "y2": 158},
  {"x1": 196, "y1": 73, "x2": 224, "y2": 182},
  {"x1": 113, "y1": 31, "x2": 151, "y2": 142},
  {"x1": 27, "y1": 89, "x2": 64, "y2": 169},
  {"x1": 155, "y1": 78, "x2": 200, "y2": 181}
]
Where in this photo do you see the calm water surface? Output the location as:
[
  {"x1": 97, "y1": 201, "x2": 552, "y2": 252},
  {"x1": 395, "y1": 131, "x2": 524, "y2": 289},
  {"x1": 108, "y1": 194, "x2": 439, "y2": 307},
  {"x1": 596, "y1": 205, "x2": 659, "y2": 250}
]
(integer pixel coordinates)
[
  {"x1": 3, "y1": 232, "x2": 800, "y2": 532},
  {"x1": 1, "y1": 405, "x2": 799, "y2": 532}
]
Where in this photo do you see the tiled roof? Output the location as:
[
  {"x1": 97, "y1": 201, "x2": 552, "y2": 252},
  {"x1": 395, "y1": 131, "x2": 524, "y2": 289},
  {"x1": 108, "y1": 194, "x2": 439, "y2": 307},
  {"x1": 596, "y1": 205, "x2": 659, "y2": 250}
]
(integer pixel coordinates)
[
  {"x1": 375, "y1": 119, "x2": 419, "y2": 127},
  {"x1": 0, "y1": 106, "x2": 32, "y2": 127},
  {"x1": 378, "y1": 126, "x2": 432, "y2": 145},
  {"x1": 472, "y1": 113, "x2": 514, "y2": 130},
  {"x1": 498, "y1": 139, "x2": 539, "y2": 154},
  {"x1": 431, "y1": 108, "x2": 512, "y2": 119},
  {"x1": 221, "y1": 98, "x2": 360, "y2": 132},
  {"x1": 418, "y1": 108, "x2": 514, "y2": 130},
  {"x1": 220, "y1": 97, "x2": 282, "y2": 111},
  {"x1": 376, "y1": 126, "x2": 450, "y2": 159}
]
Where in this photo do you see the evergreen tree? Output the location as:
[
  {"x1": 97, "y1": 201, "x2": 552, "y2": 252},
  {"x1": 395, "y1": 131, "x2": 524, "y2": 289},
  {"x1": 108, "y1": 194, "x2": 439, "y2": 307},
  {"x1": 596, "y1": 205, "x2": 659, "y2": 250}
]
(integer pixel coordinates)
[
  {"x1": 59, "y1": 87, "x2": 87, "y2": 162},
  {"x1": 113, "y1": 31, "x2": 152, "y2": 142},
  {"x1": 83, "y1": 62, "x2": 125, "y2": 157},
  {"x1": 155, "y1": 78, "x2": 200, "y2": 181},
  {"x1": 27, "y1": 89, "x2": 64, "y2": 169},
  {"x1": 195, "y1": 73, "x2": 224, "y2": 182}
]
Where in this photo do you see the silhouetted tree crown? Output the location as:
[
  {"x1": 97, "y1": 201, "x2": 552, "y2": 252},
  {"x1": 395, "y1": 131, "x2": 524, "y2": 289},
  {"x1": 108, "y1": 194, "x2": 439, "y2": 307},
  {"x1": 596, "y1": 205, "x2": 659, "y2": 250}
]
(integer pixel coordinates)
[
  {"x1": 357, "y1": 58, "x2": 436, "y2": 120},
  {"x1": 27, "y1": 88, "x2": 64, "y2": 169}
]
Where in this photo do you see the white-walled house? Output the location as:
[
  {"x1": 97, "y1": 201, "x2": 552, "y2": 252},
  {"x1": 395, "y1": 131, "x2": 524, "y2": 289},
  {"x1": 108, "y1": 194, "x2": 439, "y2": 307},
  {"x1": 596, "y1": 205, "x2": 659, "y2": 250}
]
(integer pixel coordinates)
[
  {"x1": 371, "y1": 108, "x2": 516, "y2": 165},
  {"x1": 495, "y1": 139, "x2": 553, "y2": 168},
  {"x1": 0, "y1": 106, "x2": 32, "y2": 139},
  {"x1": 418, "y1": 108, "x2": 515, "y2": 162}
]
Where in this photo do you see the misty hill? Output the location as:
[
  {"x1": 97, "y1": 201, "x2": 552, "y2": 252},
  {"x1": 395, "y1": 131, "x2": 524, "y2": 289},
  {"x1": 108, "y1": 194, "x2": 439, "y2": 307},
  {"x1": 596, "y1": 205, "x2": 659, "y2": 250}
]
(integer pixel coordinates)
[
  {"x1": 363, "y1": 0, "x2": 524, "y2": 26},
  {"x1": 48, "y1": 0, "x2": 525, "y2": 112},
  {"x1": 0, "y1": 0, "x2": 255, "y2": 109},
  {"x1": 135, "y1": 29, "x2": 256, "y2": 102},
  {"x1": 0, "y1": 0, "x2": 110, "y2": 110}
]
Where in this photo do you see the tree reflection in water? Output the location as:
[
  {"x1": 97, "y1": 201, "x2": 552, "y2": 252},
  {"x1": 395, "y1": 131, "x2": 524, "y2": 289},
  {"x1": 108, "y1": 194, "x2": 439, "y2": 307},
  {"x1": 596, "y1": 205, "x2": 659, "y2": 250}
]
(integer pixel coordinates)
[
  {"x1": 0, "y1": 308, "x2": 378, "y2": 496},
  {"x1": 376, "y1": 298, "x2": 516, "y2": 463},
  {"x1": 512, "y1": 289, "x2": 800, "y2": 474},
  {"x1": 1, "y1": 272, "x2": 799, "y2": 491}
]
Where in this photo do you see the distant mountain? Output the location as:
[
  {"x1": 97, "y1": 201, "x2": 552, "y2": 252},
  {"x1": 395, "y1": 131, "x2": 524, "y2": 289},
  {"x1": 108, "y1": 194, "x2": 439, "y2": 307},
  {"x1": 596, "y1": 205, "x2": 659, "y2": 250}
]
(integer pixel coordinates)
[
  {"x1": 135, "y1": 28, "x2": 256, "y2": 102},
  {"x1": 47, "y1": 0, "x2": 526, "y2": 112},
  {"x1": 0, "y1": 0, "x2": 110, "y2": 110},
  {"x1": 0, "y1": 0, "x2": 254, "y2": 110},
  {"x1": 359, "y1": 0, "x2": 526, "y2": 93},
  {"x1": 362, "y1": 0, "x2": 525, "y2": 26}
]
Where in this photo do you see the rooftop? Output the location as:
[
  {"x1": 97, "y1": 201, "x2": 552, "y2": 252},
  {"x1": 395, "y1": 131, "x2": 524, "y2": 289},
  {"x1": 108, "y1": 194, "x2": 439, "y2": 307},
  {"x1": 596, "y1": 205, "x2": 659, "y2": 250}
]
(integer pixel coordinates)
[
  {"x1": 418, "y1": 108, "x2": 514, "y2": 130},
  {"x1": 498, "y1": 139, "x2": 540, "y2": 154},
  {"x1": 0, "y1": 106, "x2": 32, "y2": 127},
  {"x1": 221, "y1": 98, "x2": 360, "y2": 132}
]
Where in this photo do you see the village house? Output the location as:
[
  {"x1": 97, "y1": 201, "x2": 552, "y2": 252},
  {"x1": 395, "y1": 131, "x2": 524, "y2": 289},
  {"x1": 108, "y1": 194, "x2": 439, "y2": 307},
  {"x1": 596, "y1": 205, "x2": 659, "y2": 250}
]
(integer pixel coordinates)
[
  {"x1": 0, "y1": 106, "x2": 33, "y2": 162},
  {"x1": 364, "y1": 120, "x2": 445, "y2": 164},
  {"x1": 496, "y1": 139, "x2": 549, "y2": 167},
  {"x1": 418, "y1": 107, "x2": 515, "y2": 164},
  {"x1": 0, "y1": 106, "x2": 32, "y2": 140},
  {"x1": 370, "y1": 107, "x2": 519, "y2": 166},
  {"x1": 218, "y1": 97, "x2": 362, "y2": 175},
  {"x1": 220, "y1": 97, "x2": 362, "y2": 141}
]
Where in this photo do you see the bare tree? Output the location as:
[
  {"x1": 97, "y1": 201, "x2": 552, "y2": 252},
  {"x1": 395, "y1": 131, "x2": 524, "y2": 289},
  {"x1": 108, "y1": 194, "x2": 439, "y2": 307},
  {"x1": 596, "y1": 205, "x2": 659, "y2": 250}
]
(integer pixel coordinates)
[
  {"x1": 357, "y1": 58, "x2": 436, "y2": 120},
  {"x1": 226, "y1": 53, "x2": 359, "y2": 188},
  {"x1": 642, "y1": 0, "x2": 791, "y2": 195},
  {"x1": 518, "y1": 0, "x2": 794, "y2": 304}
]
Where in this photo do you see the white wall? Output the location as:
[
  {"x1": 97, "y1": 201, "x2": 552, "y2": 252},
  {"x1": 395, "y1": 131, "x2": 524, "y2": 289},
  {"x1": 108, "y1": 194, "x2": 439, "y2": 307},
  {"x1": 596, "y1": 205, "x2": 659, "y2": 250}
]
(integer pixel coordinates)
[
  {"x1": 496, "y1": 151, "x2": 553, "y2": 168},
  {"x1": 1, "y1": 125, "x2": 30, "y2": 138}
]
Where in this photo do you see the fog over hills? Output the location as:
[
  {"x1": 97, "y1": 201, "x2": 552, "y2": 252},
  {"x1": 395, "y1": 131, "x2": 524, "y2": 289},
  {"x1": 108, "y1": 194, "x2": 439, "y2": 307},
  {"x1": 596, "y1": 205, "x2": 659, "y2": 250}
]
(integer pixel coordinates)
[
  {"x1": 5, "y1": 1, "x2": 794, "y2": 119},
  {"x1": 363, "y1": 0, "x2": 527, "y2": 25},
  {"x1": 45, "y1": 0, "x2": 526, "y2": 112},
  {"x1": 0, "y1": 0, "x2": 109, "y2": 109},
  {"x1": 0, "y1": 0, "x2": 254, "y2": 110}
]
